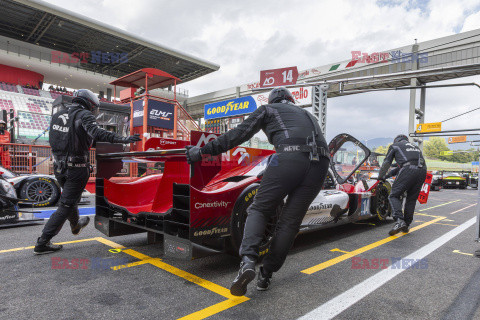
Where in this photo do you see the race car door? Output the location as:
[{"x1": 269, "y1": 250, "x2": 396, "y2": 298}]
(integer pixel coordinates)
[{"x1": 328, "y1": 133, "x2": 371, "y2": 184}]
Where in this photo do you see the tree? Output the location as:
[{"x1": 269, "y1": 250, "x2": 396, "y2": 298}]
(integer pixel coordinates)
[
  {"x1": 423, "y1": 137, "x2": 450, "y2": 160},
  {"x1": 374, "y1": 144, "x2": 391, "y2": 155}
]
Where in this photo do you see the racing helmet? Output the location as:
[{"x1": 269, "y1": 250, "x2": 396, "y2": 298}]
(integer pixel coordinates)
[
  {"x1": 72, "y1": 89, "x2": 100, "y2": 111},
  {"x1": 394, "y1": 134, "x2": 409, "y2": 143},
  {"x1": 268, "y1": 87, "x2": 295, "y2": 104},
  {"x1": 0, "y1": 120, "x2": 5, "y2": 131}
]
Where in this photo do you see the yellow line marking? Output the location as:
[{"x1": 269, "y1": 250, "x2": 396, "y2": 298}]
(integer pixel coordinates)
[
  {"x1": 301, "y1": 217, "x2": 445, "y2": 274},
  {"x1": 450, "y1": 204, "x2": 476, "y2": 215},
  {"x1": 94, "y1": 237, "x2": 126, "y2": 249},
  {"x1": 453, "y1": 250, "x2": 474, "y2": 256},
  {"x1": 415, "y1": 220, "x2": 459, "y2": 227},
  {"x1": 111, "y1": 260, "x2": 150, "y2": 271},
  {"x1": 97, "y1": 239, "x2": 249, "y2": 319},
  {"x1": 418, "y1": 200, "x2": 460, "y2": 211},
  {"x1": 0, "y1": 237, "x2": 98, "y2": 254},
  {"x1": 177, "y1": 297, "x2": 249, "y2": 320},
  {"x1": 330, "y1": 248, "x2": 351, "y2": 254},
  {"x1": 416, "y1": 213, "x2": 446, "y2": 219}
]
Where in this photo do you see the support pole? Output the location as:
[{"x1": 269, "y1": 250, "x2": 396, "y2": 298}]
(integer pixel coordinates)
[
  {"x1": 476, "y1": 154, "x2": 480, "y2": 248},
  {"x1": 313, "y1": 84, "x2": 329, "y2": 136},
  {"x1": 418, "y1": 83, "x2": 426, "y2": 151},
  {"x1": 408, "y1": 43, "x2": 419, "y2": 142}
]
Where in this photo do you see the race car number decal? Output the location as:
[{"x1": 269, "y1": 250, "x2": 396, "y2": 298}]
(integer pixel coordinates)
[{"x1": 360, "y1": 198, "x2": 370, "y2": 216}]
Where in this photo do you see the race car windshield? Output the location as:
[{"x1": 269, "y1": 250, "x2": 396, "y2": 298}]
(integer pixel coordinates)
[{"x1": 331, "y1": 141, "x2": 367, "y2": 182}]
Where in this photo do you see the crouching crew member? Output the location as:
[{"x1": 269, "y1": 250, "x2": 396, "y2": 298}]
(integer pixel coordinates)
[
  {"x1": 186, "y1": 87, "x2": 330, "y2": 296},
  {"x1": 34, "y1": 89, "x2": 141, "y2": 254},
  {"x1": 378, "y1": 134, "x2": 427, "y2": 236}
]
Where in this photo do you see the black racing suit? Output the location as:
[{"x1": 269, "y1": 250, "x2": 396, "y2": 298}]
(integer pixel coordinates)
[
  {"x1": 201, "y1": 102, "x2": 330, "y2": 274},
  {"x1": 40, "y1": 103, "x2": 127, "y2": 242},
  {"x1": 378, "y1": 140, "x2": 427, "y2": 226}
]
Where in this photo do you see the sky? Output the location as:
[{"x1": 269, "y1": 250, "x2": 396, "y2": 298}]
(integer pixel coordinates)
[{"x1": 43, "y1": 0, "x2": 480, "y2": 145}]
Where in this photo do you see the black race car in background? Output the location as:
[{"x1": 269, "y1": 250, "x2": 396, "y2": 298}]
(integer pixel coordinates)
[
  {"x1": 430, "y1": 171, "x2": 443, "y2": 191},
  {"x1": 0, "y1": 165, "x2": 60, "y2": 207}
]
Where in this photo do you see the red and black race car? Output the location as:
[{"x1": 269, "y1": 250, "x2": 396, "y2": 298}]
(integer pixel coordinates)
[{"x1": 94, "y1": 132, "x2": 431, "y2": 260}]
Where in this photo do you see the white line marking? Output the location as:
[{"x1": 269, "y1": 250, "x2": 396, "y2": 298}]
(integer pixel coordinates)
[
  {"x1": 449, "y1": 204, "x2": 476, "y2": 215},
  {"x1": 297, "y1": 217, "x2": 476, "y2": 320}
]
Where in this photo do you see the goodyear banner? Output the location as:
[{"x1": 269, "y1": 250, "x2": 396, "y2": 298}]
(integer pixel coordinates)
[
  {"x1": 205, "y1": 96, "x2": 257, "y2": 120},
  {"x1": 204, "y1": 87, "x2": 312, "y2": 120}
]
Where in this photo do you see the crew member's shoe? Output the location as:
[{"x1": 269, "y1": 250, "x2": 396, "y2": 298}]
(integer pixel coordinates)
[
  {"x1": 389, "y1": 219, "x2": 407, "y2": 236},
  {"x1": 256, "y1": 266, "x2": 272, "y2": 291},
  {"x1": 401, "y1": 223, "x2": 410, "y2": 233},
  {"x1": 34, "y1": 237, "x2": 63, "y2": 255},
  {"x1": 230, "y1": 256, "x2": 256, "y2": 296},
  {"x1": 71, "y1": 216, "x2": 90, "y2": 235}
]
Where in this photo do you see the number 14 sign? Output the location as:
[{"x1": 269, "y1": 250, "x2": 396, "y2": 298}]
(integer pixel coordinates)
[{"x1": 260, "y1": 66, "x2": 299, "y2": 88}]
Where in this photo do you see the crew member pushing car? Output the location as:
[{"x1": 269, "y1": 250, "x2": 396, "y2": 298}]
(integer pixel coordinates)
[
  {"x1": 186, "y1": 87, "x2": 330, "y2": 296},
  {"x1": 378, "y1": 134, "x2": 427, "y2": 236},
  {"x1": 34, "y1": 89, "x2": 141, "y2": 254}
]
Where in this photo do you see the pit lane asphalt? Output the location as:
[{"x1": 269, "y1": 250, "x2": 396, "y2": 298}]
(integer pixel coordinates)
[{"x1": 0, "y1": 189, "x2": 478, "y2": 320}]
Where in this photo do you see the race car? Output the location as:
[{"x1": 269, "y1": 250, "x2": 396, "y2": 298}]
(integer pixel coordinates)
[
  {"x1": 0, "y1": 170, "x2": 43, "y2": 227},
  {"x1": 94, "y1": 132, "x2": 431, "y2": 260},
  {"x1": 430, "y1": 171, "x2": 443, "y2": 191},
  {"x1": 442, "y1": 172, "x2": 467, "y2": 189},
  {"x1": 0, "y1": 165, "x2": 61, "y2": 207}
]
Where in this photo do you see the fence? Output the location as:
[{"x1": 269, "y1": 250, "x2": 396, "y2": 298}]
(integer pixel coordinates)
[{"x1": 0, "y1": 143, "x2": 97, "y2": 177}]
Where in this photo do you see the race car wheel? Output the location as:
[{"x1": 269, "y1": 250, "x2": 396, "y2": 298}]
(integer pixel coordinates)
[
  {"x1": 229, "y1": 183, "x2": 281, "y2": 257},
  {"x1": 371, "y1": 181, "x2": 391, "y2": 221},
  {"x1": 19, "y1": 177, "x2": 60, "y2": 207}
]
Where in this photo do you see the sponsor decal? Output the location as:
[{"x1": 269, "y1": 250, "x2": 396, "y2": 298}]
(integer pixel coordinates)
[
  {"x1": 159, "y1": 139, "x2": 177, "y2": 146},
  {"x1": 0, "y1": 214, "x2": 16, "y2": 220},
  {"x1": 205, "y1": 87, "x2": 312, "y2": 120},
  {"x1": 193, "y1": 227, "x2": 228, "y2": 237},
  {"x1": 59, "y1": 114, "x2": 68, "y2": 125},
  {"x1": 52, "y1": 124, "x2": 68, "y2": 132},
  {"x1": 205, "y1": 96, "x2": 257, "y2": 120},
  {"x1": 194, "y1": 201, "x2": 230, "y2": 210},
  {"x1": 308, "y1": 203, "x2": 333, "y2": 211}
]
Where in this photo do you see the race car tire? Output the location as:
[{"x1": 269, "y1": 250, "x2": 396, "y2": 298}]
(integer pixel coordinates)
[
  {"x1": 370, "y1": 181, "x2": 392, "y2": 221},
  {"x1": 19, "y1": 177, "x2": 60, "y2": 207},
  {"x1": 229, "y1": 183, "x2": 281, "y2": 258}
]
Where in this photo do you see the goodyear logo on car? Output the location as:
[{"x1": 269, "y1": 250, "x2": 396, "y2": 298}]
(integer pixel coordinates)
[{"x1": 204, "y1": 96, "x2": 257, "y2": 120}]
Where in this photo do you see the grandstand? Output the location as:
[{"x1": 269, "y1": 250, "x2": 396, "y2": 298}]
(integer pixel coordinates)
[
  {"x1": 0, "y1": 0, "x2": 219, "y2": 145},
  {"x1": 0, "y1": 89, "x2": 52, "y2": 142}
]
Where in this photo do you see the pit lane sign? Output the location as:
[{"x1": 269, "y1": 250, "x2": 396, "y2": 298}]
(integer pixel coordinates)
[
  {"x1": 448, "y1": 136, "x2": 467, "y2": 144},
  {"x1": 260, "y1": 66, "x2": 298, "y2": 88},
  {"x1": 416, "y1": 122, "x2": 441, "y2": 133}
]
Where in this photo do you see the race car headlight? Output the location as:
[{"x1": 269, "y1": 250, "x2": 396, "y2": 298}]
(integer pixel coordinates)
[{"x1": 0, "y1": 179, "x2": 16, "y2": 198}]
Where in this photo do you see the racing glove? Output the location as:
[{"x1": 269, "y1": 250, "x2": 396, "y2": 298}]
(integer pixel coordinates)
[
  {"x1": 114, "y1": 134, "x2": 141, "y2": 144},
  {"x1": 185, "y1": 145, "x2": 202, "y2": 164}
]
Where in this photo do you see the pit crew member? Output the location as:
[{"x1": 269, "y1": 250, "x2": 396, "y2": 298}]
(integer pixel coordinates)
[
  {"x1": 378, "y1": 134, "x2": 427, "y2": 236},
  {"x1": 186, "y1": 87, "x2": 330, "y2": 296},
  {"x1": 34, "y1": 89, "x2": 141, "y2": 254}
]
